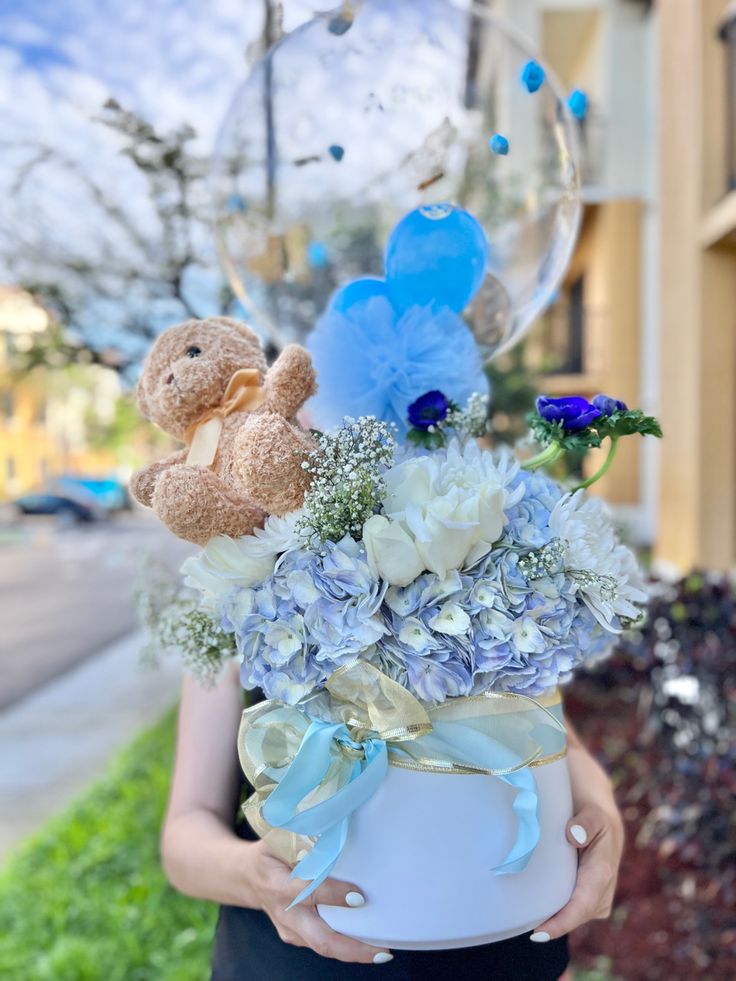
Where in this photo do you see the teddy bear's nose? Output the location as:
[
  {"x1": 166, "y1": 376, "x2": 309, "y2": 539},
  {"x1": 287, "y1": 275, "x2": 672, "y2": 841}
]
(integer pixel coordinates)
[{"x1": 166, "y1": 373, "x2": 175, "y2": 385}]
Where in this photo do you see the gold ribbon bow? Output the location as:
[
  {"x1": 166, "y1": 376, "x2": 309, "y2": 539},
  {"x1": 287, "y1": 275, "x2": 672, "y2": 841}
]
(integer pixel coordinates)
[
  {"x1": 237, "y1": 662, "x2": 566, "y2": 866},
  {"x1": 184, "y1": 368, "x2": 266, "y2": 467}
]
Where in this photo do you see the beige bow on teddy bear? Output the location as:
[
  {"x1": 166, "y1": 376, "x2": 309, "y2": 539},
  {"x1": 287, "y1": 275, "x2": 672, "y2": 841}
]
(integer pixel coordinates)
[{"x1": 130, "y1": 316, "x2": 316, "y2": 545}]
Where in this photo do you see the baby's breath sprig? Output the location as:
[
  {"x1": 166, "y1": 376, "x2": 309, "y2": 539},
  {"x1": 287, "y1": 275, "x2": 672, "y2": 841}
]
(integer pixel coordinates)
[
  {"x1": 145, "y1": 596, "x2": 237, "y2": 685},
  {"x1": 445, "y1": 391, "x2": 490, "y2": 441},
  {"x1": 136, "y1": 560, "x2": 236, "y2": 684},
  {"x1": 299, "y1": 416, "x2": 396, "y2": 544}
]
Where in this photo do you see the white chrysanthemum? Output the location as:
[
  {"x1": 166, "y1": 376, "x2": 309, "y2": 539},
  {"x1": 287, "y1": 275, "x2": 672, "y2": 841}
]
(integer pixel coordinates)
[
  {"x1": 181, "y1": 510, "x2": 304, "y2": 610},
  {"x1": 252, "y1": 509, "x2": 305, "y2": 558},
  {"x1": 549, "y1": 490, "x2": 647, "y2": 631}
]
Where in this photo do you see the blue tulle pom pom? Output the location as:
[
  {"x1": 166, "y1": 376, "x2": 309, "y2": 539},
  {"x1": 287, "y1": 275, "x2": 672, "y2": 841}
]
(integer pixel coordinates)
[{"x1": 307, "y1": 296, "x2": 488, "y2": 437}]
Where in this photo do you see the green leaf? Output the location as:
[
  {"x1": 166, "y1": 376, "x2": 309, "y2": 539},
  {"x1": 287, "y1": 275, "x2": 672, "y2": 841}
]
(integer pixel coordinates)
[
  {"x1": 406, "y1": 427, "x2": 447, "y2": 450},
  {"x1": 593, "y1": 410, "x2": 663, "y2": 440},
  {"x1": 526, "y1": 412, "x2": 602, "y2": 452}
]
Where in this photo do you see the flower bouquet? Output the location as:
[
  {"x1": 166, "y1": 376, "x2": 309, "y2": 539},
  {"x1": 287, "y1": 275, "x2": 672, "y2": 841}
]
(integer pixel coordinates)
[{"x1": 180, "y1": 389, "x2": 661, "y2": 950}]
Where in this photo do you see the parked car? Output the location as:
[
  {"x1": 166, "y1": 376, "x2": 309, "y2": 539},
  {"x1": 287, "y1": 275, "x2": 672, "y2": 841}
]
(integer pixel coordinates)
[
  {"x1": 55, "y1": 477, "x2": 131, "y2": 512},
  {"x1": 14, "y1": 492, "x2": 102, "y2": 524}
]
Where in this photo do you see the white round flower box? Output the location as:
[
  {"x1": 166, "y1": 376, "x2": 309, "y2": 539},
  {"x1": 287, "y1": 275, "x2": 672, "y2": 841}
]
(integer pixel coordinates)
[{"x1": 319, "y1": 756, "x2": 577, "y2": 950}]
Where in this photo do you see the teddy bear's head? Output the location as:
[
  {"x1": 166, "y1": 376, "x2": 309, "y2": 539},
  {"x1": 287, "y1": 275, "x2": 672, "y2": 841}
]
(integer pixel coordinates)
[{"x1": 136, "y1": 317, "x2": 267, "y2": 440}]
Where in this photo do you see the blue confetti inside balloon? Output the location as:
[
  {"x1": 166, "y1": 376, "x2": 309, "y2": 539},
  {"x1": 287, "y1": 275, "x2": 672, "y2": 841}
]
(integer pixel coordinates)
[
  {"x1": 225, "y1": 193, "x2": 247, "y2": 214},
  {"x1": 521, "y1": 59, "x2": 545, "y2": 93},
  {"x1": 567, "y1": 88, "x2": 588, "y2": 120},
  {"x1": 328, "y1": 276, "x2": 388, "y2": 313},
  {"x1": 307, "y1": 241, "x2": 329, "y2": 268},
  {"x1": 489, "y1": 133, "x2": 509, "y2": 155},
  {"x1": 384, "y1": 204, "x2": 489, "y2": 314},
  {"x1": 307, "y1": 295, "x2": 488, "y2": 437},
  {"x1": 328, "y1": 144, "x2": 345, "y2": 161}
]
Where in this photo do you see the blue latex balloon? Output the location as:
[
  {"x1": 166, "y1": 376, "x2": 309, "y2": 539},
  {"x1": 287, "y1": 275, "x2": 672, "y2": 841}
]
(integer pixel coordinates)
[
  {"x1": 384, "y1": 204, "x2": 489, "y2": 313},
  {"x1": 328, "y1": 277, "x2": 389, "y2": 314}
]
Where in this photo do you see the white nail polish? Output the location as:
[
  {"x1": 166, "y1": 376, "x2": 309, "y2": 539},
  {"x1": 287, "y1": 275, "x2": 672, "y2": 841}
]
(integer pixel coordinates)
[
  {"x1": 373, "y1": 952, "x2": 393, "y2": 964},
  {"x1": 346, "y1": 891, "x2": 366, "y2": 907},
  {"x1": 530, "y1": 931, "x2": 551, "y2": 943},
  {"x1": 570, "y1": 824, "x2": 588, "y2": 845}
]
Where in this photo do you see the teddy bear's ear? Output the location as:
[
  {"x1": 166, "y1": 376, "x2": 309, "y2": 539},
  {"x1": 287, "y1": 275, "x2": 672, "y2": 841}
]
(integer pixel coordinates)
[{"x1": 225, "y1": 317, "x2": 262, "y2": 347}]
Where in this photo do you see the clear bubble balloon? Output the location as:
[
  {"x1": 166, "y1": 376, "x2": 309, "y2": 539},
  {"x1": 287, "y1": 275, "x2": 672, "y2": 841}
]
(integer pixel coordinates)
[{"x1": 211, "y1": 0, "x2": 581, "y2": 360}]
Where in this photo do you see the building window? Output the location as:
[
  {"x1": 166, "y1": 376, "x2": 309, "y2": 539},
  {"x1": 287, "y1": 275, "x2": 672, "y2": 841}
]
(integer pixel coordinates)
[
  {"x1": 6, "y1": 457, "x2": 16, "y2": 482},
  {"x1": 719, "y1": 10, "x2": 736, "y2": 191},
  {"x1": 538, "y1": 276, "x2": 585, "y2": 375}
]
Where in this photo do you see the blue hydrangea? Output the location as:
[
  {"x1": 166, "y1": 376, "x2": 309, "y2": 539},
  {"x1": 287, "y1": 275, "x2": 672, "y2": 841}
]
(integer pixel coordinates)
[
  {"x1": 502, "y1": 469, "x2": 564, "y2": 548},
  {"x1": 228, "y1": 537, "x2": 387, "y2": 703},
  {"x1": 208, "y1": 454, "x2": 620, "y2": 706}
]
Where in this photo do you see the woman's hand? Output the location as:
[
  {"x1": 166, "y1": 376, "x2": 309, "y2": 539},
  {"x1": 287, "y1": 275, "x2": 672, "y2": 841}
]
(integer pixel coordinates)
[
  {"x1": 161, "y1": 672, "x2": 392, "y2": 965},
  {"x1": 530, "y1": 801, "x2": 625, "y2": 943},
  {"x1": 246, "y1": 840, "x2": 393, "y2": 965}
]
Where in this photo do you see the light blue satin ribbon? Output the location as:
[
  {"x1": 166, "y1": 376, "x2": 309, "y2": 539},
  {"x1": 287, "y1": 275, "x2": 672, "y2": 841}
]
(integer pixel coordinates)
[
  {"x1": 261, "y1": 715, "x2": 546, "y2": 905},
  {"x1": 262, "y1": 721, "x2": 388, "y2": 907}
]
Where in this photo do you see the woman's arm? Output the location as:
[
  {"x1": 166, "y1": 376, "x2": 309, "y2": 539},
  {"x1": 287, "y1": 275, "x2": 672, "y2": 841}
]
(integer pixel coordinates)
[
  {"x1": 161, "y1": 664, "x2": 252, "y2": 905},
  {"x1": 161, "y1": 666, "x2": 393, "y2": 965},
  {"x1": 530, "y1": 719, "x2": 625, "y2": 943}
]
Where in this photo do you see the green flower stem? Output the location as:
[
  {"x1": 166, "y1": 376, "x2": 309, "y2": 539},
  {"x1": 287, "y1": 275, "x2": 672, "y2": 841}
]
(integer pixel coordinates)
[
  {"x1": 574, "y1": 437, "x2": 619, "y2": 491},
  {"x1": 521, "y1": 441, "x2": 564, "y2": 471}
]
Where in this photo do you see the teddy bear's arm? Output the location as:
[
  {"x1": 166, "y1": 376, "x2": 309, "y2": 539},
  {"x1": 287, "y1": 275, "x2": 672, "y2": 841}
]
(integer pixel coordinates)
[
  {"x1": 129, "y1": 448, "x2": 188, "y2": 508},
  {"x1": 151, "y1": 464, "x2": 268, "y2": 546},
  {"x1": 263, "y1": 344, "x2": 317, "y2": 420}
]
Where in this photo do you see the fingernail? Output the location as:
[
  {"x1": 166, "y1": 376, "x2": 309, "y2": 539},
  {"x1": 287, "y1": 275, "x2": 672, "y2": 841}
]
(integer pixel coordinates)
[
  {"x1": 570, "y1": 824, "x2": 587, "y2": 845},
  {"x1": 373, "y1": 952, "x2": 393, "y2": 964},
  {"x1": 530, "y1": 931, "x2": 551, "y2": 943},
  {"x1": 346, "y1": 891, "x2": 366, "y2": 907}
]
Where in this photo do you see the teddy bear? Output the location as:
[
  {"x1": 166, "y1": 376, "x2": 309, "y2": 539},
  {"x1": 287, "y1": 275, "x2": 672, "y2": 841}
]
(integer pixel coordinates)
[{"x1": 130, "y1": 316, "x2": 317, "y2": 545}]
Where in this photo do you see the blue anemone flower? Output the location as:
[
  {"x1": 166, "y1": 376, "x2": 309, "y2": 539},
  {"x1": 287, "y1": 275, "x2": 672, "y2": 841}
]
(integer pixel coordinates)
[{"x1": 536, "y1": 395, "x2": 601, "y2": 432}]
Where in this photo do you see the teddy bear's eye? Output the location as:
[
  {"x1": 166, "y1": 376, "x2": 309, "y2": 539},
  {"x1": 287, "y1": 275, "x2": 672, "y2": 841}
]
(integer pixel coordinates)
[{"x1": 186, "y1": 346, "x2": 202, "y2": 358}]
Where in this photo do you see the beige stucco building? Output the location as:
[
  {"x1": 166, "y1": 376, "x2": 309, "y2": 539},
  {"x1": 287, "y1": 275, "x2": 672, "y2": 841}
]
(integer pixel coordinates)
[
  {"x1": 499, "y1": 0, "x2": 735, "y2": 574},
  {"x1": 656, "y1": 0, "x2": 736, "y2": 572}
]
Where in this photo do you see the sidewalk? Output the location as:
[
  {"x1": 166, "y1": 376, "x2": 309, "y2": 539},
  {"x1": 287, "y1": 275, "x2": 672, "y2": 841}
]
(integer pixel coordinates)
[{"x1": 0, "y1": 630, "x2": 182, "y2": 862}]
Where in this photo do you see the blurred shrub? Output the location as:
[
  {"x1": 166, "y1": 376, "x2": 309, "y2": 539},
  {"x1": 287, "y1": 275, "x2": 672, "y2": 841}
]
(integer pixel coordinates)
[
  {"x1": 567, "y1": 572, "x2": 736, "y2": 980},
  {"x1": 0, "y1": 711, "x2": 215, "y2": 981}
]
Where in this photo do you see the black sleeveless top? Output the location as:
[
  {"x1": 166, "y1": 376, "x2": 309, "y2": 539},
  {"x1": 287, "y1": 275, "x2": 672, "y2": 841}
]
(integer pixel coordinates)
[{"x1": 210, "y1": 814, "x2": 569, "y2": 981}]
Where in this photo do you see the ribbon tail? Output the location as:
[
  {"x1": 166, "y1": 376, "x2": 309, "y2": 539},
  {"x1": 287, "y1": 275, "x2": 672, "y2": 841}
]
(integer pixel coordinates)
[
  {"x1": 286, "y1": 818, "x2": 349, "y2": 909},
  {"x1": 492, "y1": 766, "x2": 540, "y2": 875}
]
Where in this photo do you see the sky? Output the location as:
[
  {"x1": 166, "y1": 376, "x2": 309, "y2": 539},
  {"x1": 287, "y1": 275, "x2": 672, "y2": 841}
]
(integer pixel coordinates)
[{"x1": 0, "y1": 0, "x2": 335, "y2": 355}]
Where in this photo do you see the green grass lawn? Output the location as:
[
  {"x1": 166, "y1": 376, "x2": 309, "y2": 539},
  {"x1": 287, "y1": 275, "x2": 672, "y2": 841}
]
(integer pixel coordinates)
[
  {"x1": 0, "y1": 709, "x2": 613, "y2": 980},
  {"x1": 0, "y1": 710, "x2": 216, "y2": 981}
]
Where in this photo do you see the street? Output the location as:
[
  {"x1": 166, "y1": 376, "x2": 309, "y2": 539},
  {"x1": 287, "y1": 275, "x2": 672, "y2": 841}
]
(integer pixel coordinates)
[{"x1": 0, "y1": 511, "x2": 193, "y2": 709}]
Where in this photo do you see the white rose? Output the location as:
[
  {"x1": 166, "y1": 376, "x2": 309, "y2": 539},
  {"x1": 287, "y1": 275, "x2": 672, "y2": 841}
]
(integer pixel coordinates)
[
  {"x1": 362, "y1": 514, "x2": 425, "y2": 587},
  {"x1": 182, "y1": 534, "x2": 277, "y2": 606},
  {"x1": 379, "y1": 439, "x2": 508, "y2": 579}
]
